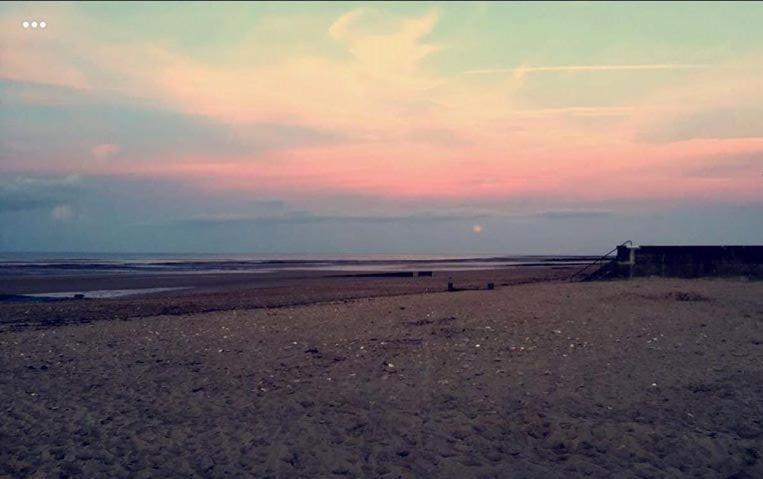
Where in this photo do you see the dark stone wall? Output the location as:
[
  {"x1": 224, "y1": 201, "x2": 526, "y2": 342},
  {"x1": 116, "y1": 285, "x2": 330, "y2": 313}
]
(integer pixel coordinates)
[{"x1": 616, "y1": 246, "x2": 763, "y2": 278}]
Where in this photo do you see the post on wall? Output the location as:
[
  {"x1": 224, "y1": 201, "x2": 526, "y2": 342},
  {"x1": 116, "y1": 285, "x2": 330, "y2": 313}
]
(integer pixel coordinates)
[{"x1": 616, "y1": 244, "x2": 637, "y2": 279}]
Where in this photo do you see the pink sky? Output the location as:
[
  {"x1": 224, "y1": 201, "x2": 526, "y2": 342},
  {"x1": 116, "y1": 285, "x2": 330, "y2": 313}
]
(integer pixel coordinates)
[{"x1": 1, "y1": 2, "x2": 762, "y2": 253}]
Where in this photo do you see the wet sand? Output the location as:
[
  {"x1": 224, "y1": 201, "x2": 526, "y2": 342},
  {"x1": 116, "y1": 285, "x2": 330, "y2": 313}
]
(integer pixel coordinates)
[
  {"x1": 0, "y1": 267, "x2": 574, "y2": 332},
  {"x1": 1, "y1": 276, "x2": 762, "y2": 478}
]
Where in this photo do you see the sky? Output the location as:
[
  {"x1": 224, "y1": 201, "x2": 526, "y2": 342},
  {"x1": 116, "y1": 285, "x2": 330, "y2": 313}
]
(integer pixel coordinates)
[{"x1": 1, "y1": 1, "x2": 762, "y2": 255}]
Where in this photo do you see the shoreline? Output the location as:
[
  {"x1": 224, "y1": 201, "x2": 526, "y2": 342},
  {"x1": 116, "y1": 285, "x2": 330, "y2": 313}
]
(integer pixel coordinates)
[{"x1": 0, "y1": 266, "x2": 576, "y2": 332}]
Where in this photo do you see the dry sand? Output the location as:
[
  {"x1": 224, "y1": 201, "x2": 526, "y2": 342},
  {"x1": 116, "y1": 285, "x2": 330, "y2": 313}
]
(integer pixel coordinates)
[{"x1": 1, "y1": 277, "x2": 762, "y2": 478}]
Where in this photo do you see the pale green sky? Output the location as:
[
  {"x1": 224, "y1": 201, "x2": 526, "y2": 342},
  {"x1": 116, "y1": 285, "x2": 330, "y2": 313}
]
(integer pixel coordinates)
[{"x1": 67, "y1": 2, "x2": 763, "y2": 64}]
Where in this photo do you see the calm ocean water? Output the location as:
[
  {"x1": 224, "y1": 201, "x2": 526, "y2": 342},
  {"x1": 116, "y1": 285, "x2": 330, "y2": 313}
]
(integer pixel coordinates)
[{"x1": 0, "y1": 252, "x2": 592, "y2": 275}]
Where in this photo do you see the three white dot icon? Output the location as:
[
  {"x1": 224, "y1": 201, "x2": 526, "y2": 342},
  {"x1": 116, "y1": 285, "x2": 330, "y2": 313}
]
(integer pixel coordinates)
[{"x1": 22, "y1": 20, "x2": 46, "y2": 29}]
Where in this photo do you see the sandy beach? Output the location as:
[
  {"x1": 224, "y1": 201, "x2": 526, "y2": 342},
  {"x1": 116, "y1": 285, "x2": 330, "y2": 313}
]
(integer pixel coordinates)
[
  {"x1": 1, "y1": 276, "x2": 762, "y2": 478},
  {"x1": 0, "y1": 266, "x2": 575, "y2": 332}
]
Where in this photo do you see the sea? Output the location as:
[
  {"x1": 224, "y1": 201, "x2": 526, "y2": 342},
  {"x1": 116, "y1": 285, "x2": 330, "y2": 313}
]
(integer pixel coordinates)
[{"x1": 0, "y1": 252, "x2": 592, "y2": 276}]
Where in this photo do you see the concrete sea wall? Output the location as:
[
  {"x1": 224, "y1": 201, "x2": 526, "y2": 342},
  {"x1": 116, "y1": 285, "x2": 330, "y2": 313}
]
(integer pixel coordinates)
[{"x1": 615, "y1": 245, "x2": 763, "y2": 278}]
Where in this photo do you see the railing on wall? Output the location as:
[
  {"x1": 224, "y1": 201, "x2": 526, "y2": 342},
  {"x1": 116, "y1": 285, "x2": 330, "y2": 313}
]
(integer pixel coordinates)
[{"x1": 569, "y1": 240, "x2": 632, "y2": 282}]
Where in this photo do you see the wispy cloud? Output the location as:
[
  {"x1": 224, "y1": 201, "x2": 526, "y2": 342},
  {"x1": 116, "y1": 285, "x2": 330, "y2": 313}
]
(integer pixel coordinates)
[
  {"x1": 535, "y1": 209, "x2": 613, "y2": 220},
  {"x1": 328, "y1": 9, "x2": 365, "y2": 40},
  {"x1": 0, "y1": 175, "x2": 82, "y2": 213},
  {"x1": 512, "y1": 105, "x2": 671, "y2": 117},
  {"x1": 51, "y1": 204, "x2": 75, "y2": 221},
  {"x1": 684, "y1": 151, "x2": 763, "y2": 179},
  {"x1": 638, "y1": 107, "x2": 763, "y2": 143},
  {"x1": 91, "y1": 143, "x2": 121, "y2": 159},
  {"x1": 463, "y1": 63, "x2": 708, "y2": 79},
  {"x1": 172, "y1": 211, "x2": 479, "y2": 227}
]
